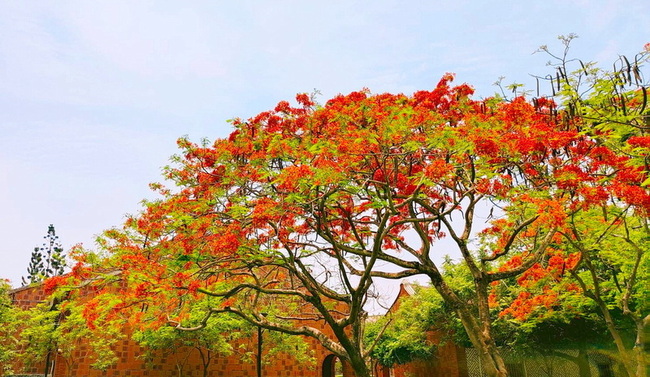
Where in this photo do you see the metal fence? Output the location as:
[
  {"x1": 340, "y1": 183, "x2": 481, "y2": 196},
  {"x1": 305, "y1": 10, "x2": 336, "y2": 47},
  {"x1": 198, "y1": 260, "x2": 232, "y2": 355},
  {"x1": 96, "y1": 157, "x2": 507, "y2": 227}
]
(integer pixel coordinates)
[{"x1": 464, "y1": 348, "x2": 622, "y2": 377}]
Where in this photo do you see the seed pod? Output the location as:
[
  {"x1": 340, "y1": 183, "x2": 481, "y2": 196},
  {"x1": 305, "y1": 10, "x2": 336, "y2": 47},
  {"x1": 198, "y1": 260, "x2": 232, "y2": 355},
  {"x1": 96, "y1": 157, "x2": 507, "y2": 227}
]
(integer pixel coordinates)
[
  {"x1": 633, "y1": 65, "x2": 642, "y2": 86},
  {"x1": 623, "y1": 55, "x2": 632, "y2": 83}
]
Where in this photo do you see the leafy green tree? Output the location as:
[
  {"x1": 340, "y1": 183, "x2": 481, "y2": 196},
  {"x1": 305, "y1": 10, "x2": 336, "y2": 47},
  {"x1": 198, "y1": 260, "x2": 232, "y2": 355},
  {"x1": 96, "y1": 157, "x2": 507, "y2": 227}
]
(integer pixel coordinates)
[
  {"x1": 489, "y1": 208, "x2": 645, "y2": 377},
  {"x1": 133, "y1": 299, "x2": 247, "y2": 377},
  {"x1": 17, "y1": 276, "x2": 122, "y2": 377},
  {"x1": 365, "y1": 285, "x2": 440, "y2": 367},
  {"x1": 22, "y1": 247, "x2": 45, "y2": 286},
  {"x1": 562, "y1": 209, "x2": 646, "y2": 377},
  {"x1": 373, "y1": 259, "x2": 621, "y2": 377},
  {"x1": 19, "y1": 300, "x2": 70, "y2": 376}
]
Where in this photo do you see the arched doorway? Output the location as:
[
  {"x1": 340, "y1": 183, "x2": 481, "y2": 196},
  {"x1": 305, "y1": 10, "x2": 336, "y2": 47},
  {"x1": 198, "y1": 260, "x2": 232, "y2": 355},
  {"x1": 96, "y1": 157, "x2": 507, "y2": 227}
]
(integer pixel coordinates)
[{"x1": 322, "y1": 354, "x2": 343, "y2": 377}]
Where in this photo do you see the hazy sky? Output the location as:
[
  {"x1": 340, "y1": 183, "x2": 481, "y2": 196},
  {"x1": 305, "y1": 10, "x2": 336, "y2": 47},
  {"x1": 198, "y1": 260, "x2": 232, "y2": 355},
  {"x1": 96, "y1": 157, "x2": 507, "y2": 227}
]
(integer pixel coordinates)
[{"x1": 1, "y1": 1, "x2": 648, "y2": 289}]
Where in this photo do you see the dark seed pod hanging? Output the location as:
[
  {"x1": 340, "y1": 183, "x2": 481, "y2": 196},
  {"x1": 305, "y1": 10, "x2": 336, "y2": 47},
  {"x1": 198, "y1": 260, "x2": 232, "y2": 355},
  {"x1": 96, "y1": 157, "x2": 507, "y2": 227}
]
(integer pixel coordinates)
[
  {"x1": 633, "y1": 65, "x2": 642, "y2": 86},
  {"x1": 622, "y1": 55, "x2": 632, "y2": 83}
]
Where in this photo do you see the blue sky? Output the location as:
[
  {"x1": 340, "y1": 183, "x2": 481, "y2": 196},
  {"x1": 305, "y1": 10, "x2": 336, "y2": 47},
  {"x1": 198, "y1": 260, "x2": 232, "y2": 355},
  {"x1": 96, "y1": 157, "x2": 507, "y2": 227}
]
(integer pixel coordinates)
[{"x1": 1, "y1": 1, "x2": 648, "y2": 288}]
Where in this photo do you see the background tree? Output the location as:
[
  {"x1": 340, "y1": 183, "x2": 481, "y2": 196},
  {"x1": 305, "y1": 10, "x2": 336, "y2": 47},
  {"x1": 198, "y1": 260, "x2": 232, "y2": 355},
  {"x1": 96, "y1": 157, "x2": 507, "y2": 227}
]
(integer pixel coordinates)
[
  {"x1": 22, "y1": 247, "x2": 44, "y2": 286},
  {"x1": 562, "y1": 209, "x2": 646, "y2": 377},
  {"x1": 493, "y1": 204, "x2": 648, "y2": 377},
  {"x1": 375, "y1": 278, "x2": 615, "y2": 377},
  {"x1": 365, "y1": 284, "x2": 441, "y2": 368},
  {"x1": 22, "y1": 224, "x2": 66, "y2": 286}
]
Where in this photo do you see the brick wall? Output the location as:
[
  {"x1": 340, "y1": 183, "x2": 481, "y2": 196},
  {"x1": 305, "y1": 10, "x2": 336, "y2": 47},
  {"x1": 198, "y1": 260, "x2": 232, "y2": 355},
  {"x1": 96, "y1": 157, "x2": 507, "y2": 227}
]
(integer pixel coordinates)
[
  {"x1": 8, "y1": 285, "x2": 49, "y2": 376},
  {"x1": 8, "y1": 284, "x2": 356, "y2": 377}
]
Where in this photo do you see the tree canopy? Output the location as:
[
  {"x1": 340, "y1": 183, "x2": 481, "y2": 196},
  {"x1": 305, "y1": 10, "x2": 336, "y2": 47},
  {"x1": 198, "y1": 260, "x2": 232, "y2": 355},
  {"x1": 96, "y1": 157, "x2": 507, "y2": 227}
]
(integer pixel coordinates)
[{"x1": 36, "y1": 40, "x2": 650, "y2": 377}]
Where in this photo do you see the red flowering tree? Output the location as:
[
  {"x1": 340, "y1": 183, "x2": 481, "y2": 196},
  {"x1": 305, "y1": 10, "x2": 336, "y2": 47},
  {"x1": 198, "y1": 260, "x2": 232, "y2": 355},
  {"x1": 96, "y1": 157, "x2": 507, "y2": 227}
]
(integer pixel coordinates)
[
  {"x1": 69, "y1": 72, "x2": 634, "y2": 377},
  {"x1": 500, "y1": 38, "x2": 650, "y2": 377}
]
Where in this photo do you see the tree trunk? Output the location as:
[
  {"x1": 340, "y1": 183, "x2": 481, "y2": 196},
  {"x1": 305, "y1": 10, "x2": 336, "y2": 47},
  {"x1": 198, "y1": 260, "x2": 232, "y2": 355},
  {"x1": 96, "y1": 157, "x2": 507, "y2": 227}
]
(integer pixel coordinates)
[
  {"x1": 593, "y1": 298, "x2": 643, "y2": 377},
  {"x1": 43, "y1": 351, "x2": 52, "y2": 377},
  {"x1": 346, "y1": 351, "x2": 372, "y2": 377},
  {"x1": 632, "y1": 317, "x2": 647, "y2": 377},
  {"x1": 197, "y1": 347, "x2": 211, "y2": 377},
  {"x1": 425, "y1": 272, "x2": 509, "y2": 377},
  {"x1": 455, "y1": 308, "x2": 509, "y2": 377},
  {"x1": 576, "y1": 349, "x2": 591, "y2": 377},
  {"x1": 326, "y1": 318, "x2": 372, "y2": 377}
]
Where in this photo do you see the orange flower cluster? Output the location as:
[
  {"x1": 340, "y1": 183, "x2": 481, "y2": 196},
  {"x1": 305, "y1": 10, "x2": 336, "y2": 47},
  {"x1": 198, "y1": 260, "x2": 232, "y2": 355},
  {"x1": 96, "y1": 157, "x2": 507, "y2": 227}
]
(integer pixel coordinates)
[{"x1": 43, "y1": 275, "x2": 68, "y2": 295}]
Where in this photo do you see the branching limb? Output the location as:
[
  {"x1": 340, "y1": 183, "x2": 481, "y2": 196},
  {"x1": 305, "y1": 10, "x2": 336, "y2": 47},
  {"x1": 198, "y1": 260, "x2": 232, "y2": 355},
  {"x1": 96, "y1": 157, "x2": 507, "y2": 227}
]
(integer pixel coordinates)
[{"x1": 488, "y1": 227, "x2": 558, "y2": 281}]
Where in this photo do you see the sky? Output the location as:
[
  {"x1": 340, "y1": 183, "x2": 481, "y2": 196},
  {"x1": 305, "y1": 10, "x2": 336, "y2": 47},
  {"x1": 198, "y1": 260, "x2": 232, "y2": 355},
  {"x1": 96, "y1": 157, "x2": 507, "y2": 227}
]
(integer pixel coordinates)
[{"x1": 1, "y1": 1, "x2": 648, "y2": 292}]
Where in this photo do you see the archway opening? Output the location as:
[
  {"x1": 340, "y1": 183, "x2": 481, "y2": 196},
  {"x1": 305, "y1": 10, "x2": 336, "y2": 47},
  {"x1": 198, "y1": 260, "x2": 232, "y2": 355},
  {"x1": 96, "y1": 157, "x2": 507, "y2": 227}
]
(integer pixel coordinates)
[{"x1": 322, "y1": 354, "x2": 344, "y2": 377}]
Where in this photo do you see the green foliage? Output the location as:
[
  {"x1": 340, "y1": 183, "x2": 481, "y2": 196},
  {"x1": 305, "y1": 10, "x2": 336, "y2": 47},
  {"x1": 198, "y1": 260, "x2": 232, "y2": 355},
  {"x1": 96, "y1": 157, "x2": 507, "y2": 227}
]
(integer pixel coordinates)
[
  {"x1": 17, "y1": 287, "x2": 122, "y2": 373},
  {"x1": 540, "y1": 35, "x2": 649, "y2": 166},
  {"x1": 0, "y1": 280, "x2": 20, "y2": 376},
  {"x1": 259, "y1": 329, "x2": 316, "y2": 366},
  {"x1": 490, "y1": 37, "x2": 650, "y2": 376},
  {"x1": 567, "y1": 208, "x2": 648, "y2": 314},
  {"x1": 536, "y1": 38, "x2": 649, "y2": 376},
  {"x1": 366, "y1": 287, "x2": 438, "y2": 367},
  {"x1": 133, "y1": 308, "x2": 243, "y2": 361},
  {"x1": 17, "y1": 303, "x2": 59, "y2": 369},
  {"x1": 372, "y1": 255, "x2": 623, "y2": 367},
  {"x1": 22, "y1": 247, "x2": 44, "y2": 286}
]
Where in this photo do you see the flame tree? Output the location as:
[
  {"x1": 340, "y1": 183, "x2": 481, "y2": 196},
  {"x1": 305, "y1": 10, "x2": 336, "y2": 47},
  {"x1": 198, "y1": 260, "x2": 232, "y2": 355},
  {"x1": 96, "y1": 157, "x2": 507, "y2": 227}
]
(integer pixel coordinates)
[{"x1": 57, "y1": 72, "x2": 646, "y2": 377}]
